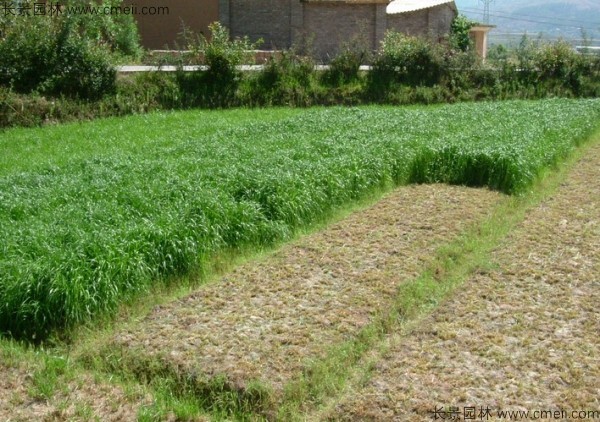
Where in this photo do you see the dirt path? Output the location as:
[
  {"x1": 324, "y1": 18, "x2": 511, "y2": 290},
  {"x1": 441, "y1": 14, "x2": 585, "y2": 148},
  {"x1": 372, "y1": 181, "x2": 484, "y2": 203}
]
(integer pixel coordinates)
[
  {"x1": 328, "y1": 143, "x2": 600, "y2": 420},
  {"x1": 101, "y1": 185, "x2": 503, "y2": 400}
]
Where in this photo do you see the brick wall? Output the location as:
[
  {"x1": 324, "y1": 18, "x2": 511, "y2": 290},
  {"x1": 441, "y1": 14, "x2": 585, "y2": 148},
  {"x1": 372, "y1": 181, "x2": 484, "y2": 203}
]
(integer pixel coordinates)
[
  {"x1": 303, "y1": 3, "x2": 377, "y2": 59},
  {"x1": 426, "y1": 4, "x2": 456, "y2": 40},
  {"x1": 224, "y1": 1, "x2": 456, "y2": 59},
  {"x1": 130, "y1": 0, "x2": 457, "y2": 55},
  {"x1": 386, "y1": 9, "x2": 428, "y2": 37},
  {"x1": 229, "y1": 0, "x2": 292, "y2": 49},
  {"x1": 124, "y1": 0, "x2": 218, "y2": 49},
  {"x1": 387, "y1": 4, "x2": 456, "y2": 41}
]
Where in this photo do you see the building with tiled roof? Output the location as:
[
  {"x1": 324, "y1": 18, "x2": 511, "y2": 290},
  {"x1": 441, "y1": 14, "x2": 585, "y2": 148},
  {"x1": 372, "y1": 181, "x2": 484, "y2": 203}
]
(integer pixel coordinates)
[{"x1": 128, "y1": 0, "x2": 458, "y2": 59}]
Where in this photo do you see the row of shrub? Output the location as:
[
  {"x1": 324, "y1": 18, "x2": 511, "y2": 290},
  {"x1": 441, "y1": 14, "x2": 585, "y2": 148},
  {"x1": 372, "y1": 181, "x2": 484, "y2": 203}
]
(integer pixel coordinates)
[{"x1": 2, "y1": 20, "x2": 599, "y2": 128}]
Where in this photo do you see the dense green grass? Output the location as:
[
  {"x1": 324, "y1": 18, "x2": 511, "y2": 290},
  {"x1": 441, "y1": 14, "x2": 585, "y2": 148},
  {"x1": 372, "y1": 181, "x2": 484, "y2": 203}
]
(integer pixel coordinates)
[{"x1": 1, "y1": 99, "x2": 599, "y2": 339}]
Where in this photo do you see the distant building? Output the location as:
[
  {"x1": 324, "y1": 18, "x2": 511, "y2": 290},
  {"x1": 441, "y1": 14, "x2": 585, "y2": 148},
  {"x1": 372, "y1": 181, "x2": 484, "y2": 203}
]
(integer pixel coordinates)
[
  {"x1": 469, "y1": 24, "x2": 494, "y2": 60},
  {"x1": 128, "y1": 0, "x2": 458, "y2": 58}
]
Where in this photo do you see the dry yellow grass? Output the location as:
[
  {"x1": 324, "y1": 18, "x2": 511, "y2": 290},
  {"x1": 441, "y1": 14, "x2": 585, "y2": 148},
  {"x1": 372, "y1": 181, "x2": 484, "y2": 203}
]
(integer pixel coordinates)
[
  {"x1": 103, "y1": 185, "x2": 503, "y2": 400},
  {"x1": 328, "y1": 143, "x2": 600, "y2": 421},
  {"x1": 0, "y1": 357, "x2": 148, "y2": 421}
]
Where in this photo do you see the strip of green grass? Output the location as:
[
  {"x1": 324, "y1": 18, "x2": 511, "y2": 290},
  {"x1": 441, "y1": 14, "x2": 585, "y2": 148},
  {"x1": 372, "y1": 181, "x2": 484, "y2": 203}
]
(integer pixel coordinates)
[
  {"x1": 0, "y1": 108, "x2": 304, "y2": 176},
  {"x1": 1, "y1": 99, "x2": 599, "y2": 339}
]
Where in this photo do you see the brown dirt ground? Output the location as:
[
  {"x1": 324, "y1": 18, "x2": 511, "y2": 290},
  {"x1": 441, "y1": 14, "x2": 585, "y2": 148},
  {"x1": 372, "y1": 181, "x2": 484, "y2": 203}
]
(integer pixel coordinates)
[
  {"x1": 327, "y1": 143, "x2": 600, "y2": 421},
  {"x1": 105, "y1": 185, "x2": 503, "y2": 397},
  {"x1": 0, "y1": 352, "x2": 149, "y2": 422}
]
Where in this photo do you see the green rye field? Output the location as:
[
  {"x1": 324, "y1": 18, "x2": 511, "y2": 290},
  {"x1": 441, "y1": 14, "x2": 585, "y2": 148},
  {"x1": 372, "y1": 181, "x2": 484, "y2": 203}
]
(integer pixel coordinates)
[{"x1": 1, "y1": 99, "x2": 599, "y2": 340}]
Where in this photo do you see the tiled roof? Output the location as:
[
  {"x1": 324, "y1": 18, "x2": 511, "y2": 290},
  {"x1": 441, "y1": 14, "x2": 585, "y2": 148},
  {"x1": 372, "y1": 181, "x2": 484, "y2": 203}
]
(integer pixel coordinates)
[
  {"x1": 387, "y1": 0, "x2": 456, "y2": 14},
  {"x1": 303, "y1": 0, "x2": 388, "y2": 3}
]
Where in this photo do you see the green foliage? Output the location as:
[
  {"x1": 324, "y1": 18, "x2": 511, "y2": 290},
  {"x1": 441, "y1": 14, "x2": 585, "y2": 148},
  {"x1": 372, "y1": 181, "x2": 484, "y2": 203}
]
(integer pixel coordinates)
[
  {"x1": 487, "y1": 44, "x2": 509, "y2": 62},
  {"x1": 118, "y1": 72, "x2": 181, "y2": 110},
  {"x1": 240, "y1": 51, "x2": 317, "y2": 106},
  {"x1": 450, "y1": 14, "x2": 476, "y2": 52},
  {"x1": 29, "y1": 355, "x2": 69, "y2": 400},
  {"x1": 178, "y1": 22, "x2": 259, "y2": 107},
  {"x1": 534, "y1": 40, "x2": 584, "y2": 92},
  {"x1": 321, "y1": 48, "x2": 365, "y2": 87},
  {"x1": 201, "y1": 22, "x2": 257, "y2": 73},
  {"x1": 369, "y1": 31, "x2": 445, "y2": 98},
  {"x1": 321, "y1": 39, "x2": 369, "y2": 87},
  {"x1": 65, "y1": 0, "x2": 143, "y2": 59},
  {"x1": 485, "y1": 35, "x2": 600, "y2": 98},
  {"x1": 1, "y1": 99, "x2": 599, "y2": 339},
  {"x1": 0, "y1": 16, "x2": 57, "y2": 93},
  {"x1": 511, "y1": 34, "x2": 542, "y2": 84},
  {"x1": 44, "y1": 18, "x2": 117, "y2": 99},
  {"x1": 2, "y1": 20, "x2": 600, "y2": 129},
  {"x1": 0, "y1": 9, "x2": 116, "y2": 99},
  {"x1": 0, "y1": 0, "x2": 141, "y2": 99},
  {"x1": 0, "y1": 75, "x2": 180, "y2": 128}
]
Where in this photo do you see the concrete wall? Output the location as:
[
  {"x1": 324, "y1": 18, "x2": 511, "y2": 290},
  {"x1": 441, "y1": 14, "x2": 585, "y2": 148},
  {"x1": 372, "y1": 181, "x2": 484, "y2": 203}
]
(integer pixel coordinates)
[{"x1": 469, "y1": 27, "x2": 493, "y2": 60}]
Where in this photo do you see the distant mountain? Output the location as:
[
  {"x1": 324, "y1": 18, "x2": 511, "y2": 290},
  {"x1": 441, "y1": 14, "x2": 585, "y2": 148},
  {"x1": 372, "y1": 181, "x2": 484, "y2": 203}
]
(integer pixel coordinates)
[{"x1": 454, "y1": 0, "x2": 600, "y2": 45}]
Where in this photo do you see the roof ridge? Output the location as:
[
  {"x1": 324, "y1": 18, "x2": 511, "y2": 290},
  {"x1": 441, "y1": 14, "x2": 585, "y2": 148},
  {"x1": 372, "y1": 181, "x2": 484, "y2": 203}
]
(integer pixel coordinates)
[{"x1": 387, "y1": 0, "x2": 456, "y2": 15}]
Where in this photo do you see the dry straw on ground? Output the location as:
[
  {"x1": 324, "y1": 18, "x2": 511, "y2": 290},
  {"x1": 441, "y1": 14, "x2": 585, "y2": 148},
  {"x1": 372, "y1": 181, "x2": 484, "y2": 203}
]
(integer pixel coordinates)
[
  {"x1": 107, "y1": 185, "x2": 502, "y2": 396},
  {"x1": 0, "y1": 359, "x2": 148, "y2": 422},
  {"x1": 329, "y1": 143, "x2": 600, "y2": 421}
]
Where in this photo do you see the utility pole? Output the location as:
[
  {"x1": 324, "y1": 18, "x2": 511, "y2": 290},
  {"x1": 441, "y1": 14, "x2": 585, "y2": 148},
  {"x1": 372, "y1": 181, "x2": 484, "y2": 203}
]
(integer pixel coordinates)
[{"x1": 479, "y1": 0, "x2": 495, "y2": 24}]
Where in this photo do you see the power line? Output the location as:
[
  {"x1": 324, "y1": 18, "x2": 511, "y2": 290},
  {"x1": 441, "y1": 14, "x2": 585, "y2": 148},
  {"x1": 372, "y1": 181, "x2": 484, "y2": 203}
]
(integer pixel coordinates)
[
  {"x1": 460, "y1": 7, "x2": 600, "y2": 30},
  {"x1": 461, "y1": 7, "x2": 600, "y2": 26},
  {"x1": 478, "y1": 0, "x2": 495, "y2": 24},
  {"x1": 491, "y1": 33, "x2": 595, "y2": 39}
]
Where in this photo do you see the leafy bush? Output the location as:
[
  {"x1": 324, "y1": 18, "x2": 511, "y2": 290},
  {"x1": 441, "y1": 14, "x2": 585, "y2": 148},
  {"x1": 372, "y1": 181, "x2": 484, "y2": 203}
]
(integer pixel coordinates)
[
  {"x1": 240, "y1": 51, "x2": 317, "y2": 106},
  {"x1": 321, "y1": 47, "x2": 367, "y2": 87},
  {"x1": 44, "y1": 19, "x2": 117, "y2": 99},
  {"x1": 66, "y1": 0, "x2": 143, "y2": 60},
  {"x1": 322, "y1": 29, "x2": 370, "y2": 86},
  {"x1": 487, "y1": 36, "x2": 600, "y2": 98},
  {"x1": 177, "y1": 22, "x2": 258, "y2": 107},
  {"x1": 0, "y1": 17, "x2": 57, "y2": 93},
  {"x1": 368, "y1": 32, "x2": 445, "y2": 99},
  {"x1": 533, "y1": 40, "x2": 584, "y2": 93},
  {"x1": 0, "y1": 11, "x2": 116, "y2": 99},
  {"x1": 450, "y1": 14, "x2": 476, "y2": 52},
  {"x1": 118, "y1": 72, "x2": 181, "y2": 111}
]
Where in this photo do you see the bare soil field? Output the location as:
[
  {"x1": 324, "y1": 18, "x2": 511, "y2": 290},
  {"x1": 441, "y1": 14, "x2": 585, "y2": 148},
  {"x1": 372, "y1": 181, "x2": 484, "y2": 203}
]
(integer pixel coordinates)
[
  {"x1": 327, "y1": 143, "x2": 600, "y2": 420},
  {"x1": 100, "y1": 185, "x2": 503, "y2": 400}
]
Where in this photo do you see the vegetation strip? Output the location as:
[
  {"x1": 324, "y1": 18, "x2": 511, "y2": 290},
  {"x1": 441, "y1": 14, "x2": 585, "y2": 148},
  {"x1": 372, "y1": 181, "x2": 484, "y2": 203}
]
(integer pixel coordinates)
[
  {"x1": 326, "y1": 138, "x2": 600, "y2": 420},
  {"x1": 1, "y1": 100, "x2": 600, "y2": 339},
  {"x1": 3, "y1": 20, "x2": 599, "y2": 129}
]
